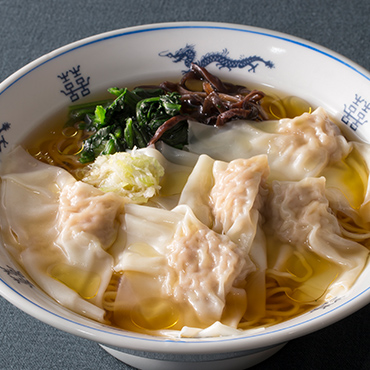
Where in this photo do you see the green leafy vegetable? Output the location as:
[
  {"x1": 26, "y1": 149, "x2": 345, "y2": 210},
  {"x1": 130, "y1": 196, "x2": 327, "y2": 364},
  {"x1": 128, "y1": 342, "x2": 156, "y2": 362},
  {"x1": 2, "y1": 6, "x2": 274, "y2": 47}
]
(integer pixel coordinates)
[{"x1": 69, "y1": 87, "x2": 187, "y2": 163}]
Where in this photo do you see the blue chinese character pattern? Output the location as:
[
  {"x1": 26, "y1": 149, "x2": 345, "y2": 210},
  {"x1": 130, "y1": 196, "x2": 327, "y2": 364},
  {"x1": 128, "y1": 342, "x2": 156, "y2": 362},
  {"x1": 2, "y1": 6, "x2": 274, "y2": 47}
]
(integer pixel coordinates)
[
  {"x1": 0, "y1": 264, "x2": 33, "y2": 288},
  {"x1": 0, "y1": 122, "x2": 11, "y2": 152},
  {"x1": 341, "y1": 94, "x2": 370, "y2": 131},
  {"x1": 58, "y1": 65, "x2": 91, "y2": 102},
  {"x1": 159, "y1": 44, "x2": 274, "y2": 73}
]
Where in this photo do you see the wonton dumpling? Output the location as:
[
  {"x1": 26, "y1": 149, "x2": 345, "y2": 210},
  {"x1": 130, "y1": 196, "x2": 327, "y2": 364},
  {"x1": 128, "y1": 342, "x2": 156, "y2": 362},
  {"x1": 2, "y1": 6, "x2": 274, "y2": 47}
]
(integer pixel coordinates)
[
  {"x1": 187, "y1": 107, "x2": 352, "y2": 181},
  {"x1": 178, "y1": 154, "x2": 270, "y2": 321},
  {"x1": 266, "y1": 176, "x2": 369, "y2": 299},
  {"x1": 211, "y1": 155, "x2": 269, "y2": 254},
  {"x1": 58, "y1": 181, "x2": 124, "y2": 251},
  {"x1": 165, "y1": 205, "x2": 252, "y2": 326},
  {"x1": 211, "y1": 155, "x2": 270, "y2": 320},
  {"x1": 0, "y1": 147, "x2": 122, "y2": 322},
  {"x1": 56, "y1": 181, "x2": 124, "y2": 307},
  {"x1": 111, "y1": 203, "x2": 255, "y2": 333}
]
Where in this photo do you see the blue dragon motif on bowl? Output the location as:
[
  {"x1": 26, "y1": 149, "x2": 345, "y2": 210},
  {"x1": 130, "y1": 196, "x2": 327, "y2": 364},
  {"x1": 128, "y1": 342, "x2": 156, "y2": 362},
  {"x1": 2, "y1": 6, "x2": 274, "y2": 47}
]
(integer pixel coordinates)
[{"x1": 159, "y1": 44, "x2": 274, "y2": 73}]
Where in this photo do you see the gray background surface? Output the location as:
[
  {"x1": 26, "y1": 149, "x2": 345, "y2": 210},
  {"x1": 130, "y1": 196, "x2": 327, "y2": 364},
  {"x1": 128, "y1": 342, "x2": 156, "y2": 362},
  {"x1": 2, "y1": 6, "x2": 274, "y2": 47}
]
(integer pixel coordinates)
[{"x1": 0, "y1": 0, "x2": 369, "y2": 369}]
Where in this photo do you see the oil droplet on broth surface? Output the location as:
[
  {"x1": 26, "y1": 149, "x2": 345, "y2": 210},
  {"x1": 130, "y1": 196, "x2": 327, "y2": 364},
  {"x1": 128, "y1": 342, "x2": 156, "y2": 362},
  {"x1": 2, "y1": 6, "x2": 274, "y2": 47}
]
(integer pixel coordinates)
[
  {"x1": 49, "y1": 263, "x2": 101, "y2": 299},
  {"x1": 130, "y1": 297, "x2": 180, "y2": 330}
]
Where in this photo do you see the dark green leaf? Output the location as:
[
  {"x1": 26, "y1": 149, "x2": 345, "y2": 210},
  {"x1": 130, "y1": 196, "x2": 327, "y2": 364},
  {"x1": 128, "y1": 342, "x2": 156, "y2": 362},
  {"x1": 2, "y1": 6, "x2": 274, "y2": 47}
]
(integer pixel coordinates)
[
  {"x1": 77, "y1": 88, "x2": 186, "y2": 163},
  {"x1": 124, "y1": 118, "x2": 134, "y2": 149}
]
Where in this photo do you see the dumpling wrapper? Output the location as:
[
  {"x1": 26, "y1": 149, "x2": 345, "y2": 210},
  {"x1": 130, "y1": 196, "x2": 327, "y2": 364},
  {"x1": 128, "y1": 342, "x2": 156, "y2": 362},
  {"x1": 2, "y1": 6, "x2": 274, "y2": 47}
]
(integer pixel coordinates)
[
  {"x1": 187, "y1": 107, "x2": 352, "y2": 181},
  {"x1": 266, "y1": 176, "x2": 369, "y2": 300},
  {"x1": 111, "y1": 203, "x2": 255, "y2": 333},
  {"x1": 0, "y1": 147, "x2": 123, "y2": 322},
  {"x1": 178, "y1": 154, "x2": 270, "y2": 321}
]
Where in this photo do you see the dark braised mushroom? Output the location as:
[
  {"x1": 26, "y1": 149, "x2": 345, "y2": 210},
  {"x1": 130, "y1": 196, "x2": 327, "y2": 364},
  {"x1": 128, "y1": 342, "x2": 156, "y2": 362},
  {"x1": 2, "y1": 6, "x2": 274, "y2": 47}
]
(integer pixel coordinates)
[{"x1": 137, "y1": 63, "x2": 269, "y2": 147}]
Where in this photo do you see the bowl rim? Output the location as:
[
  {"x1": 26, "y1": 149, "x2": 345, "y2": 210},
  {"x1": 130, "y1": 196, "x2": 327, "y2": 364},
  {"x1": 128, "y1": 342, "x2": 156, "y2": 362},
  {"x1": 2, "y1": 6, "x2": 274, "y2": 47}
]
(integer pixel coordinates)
[
  {"x1": 1, "y1": 21, "x2": 370, "y2": 96},
  {"x1": 0, "y1": 21, "x2": 369, "y2": 355}
]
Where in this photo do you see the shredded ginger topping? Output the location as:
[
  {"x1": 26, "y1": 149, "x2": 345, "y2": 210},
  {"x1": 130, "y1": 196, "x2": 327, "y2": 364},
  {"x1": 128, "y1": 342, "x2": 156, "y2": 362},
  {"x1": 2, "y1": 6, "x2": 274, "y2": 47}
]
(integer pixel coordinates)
[{"x1": 82, "y1": 150, "x2": 164, "y2": 204}]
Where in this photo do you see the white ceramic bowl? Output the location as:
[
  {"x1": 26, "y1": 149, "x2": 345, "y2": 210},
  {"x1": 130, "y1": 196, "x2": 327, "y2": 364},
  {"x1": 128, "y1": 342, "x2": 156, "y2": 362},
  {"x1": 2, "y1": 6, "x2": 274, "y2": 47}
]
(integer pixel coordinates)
[{"x1": 0, "y1": 22, "x2": 369, "y2": 370}]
